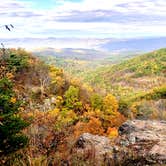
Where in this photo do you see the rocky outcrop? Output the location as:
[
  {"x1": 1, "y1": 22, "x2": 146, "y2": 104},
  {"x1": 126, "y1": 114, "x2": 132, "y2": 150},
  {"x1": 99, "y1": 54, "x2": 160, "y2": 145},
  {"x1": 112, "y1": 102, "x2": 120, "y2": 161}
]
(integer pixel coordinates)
[
  {"x1": 71, "y1": 120, "x2": 166, "y2": 165},
  {"x1": 73, "y1": 133, "x2": 113, "y2": 165},
  {"x1": 118, "y1": 120, "x2": 166, "y2": 165}
]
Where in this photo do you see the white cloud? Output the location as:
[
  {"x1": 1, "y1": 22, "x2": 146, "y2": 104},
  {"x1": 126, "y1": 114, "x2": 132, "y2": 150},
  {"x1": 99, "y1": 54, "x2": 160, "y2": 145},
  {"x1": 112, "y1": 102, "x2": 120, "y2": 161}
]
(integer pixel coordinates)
[
  {"x1": 54, "y1": 0, "x2": 166, "y2": 15},
  {"x1": 0, "y1": 0, "x2": 166, "y2": 39}
]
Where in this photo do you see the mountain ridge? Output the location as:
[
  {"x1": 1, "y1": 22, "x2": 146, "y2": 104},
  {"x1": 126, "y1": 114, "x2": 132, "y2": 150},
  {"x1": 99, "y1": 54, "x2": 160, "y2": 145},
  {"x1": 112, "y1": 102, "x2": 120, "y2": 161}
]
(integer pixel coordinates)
[{"x1": 1, "y1": 37, "x2": 166, "y2": 54}]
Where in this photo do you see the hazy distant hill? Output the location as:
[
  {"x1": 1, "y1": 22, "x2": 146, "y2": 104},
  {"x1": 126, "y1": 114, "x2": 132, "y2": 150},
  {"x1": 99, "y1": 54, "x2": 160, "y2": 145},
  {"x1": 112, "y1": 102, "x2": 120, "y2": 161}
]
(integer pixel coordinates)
[
  {"x1": 32, "y1": 48, "x2": 110, "y2": 60},
  {"x1": 1, "y1": 37, "x2": 105, "y2": 50},
  {"x1": 33, "y1": 48, "x2": 141, "y2": 77},
  {"x1": 2, "y1": 37, "x2": 166, "y2": 54},
  {"x1": 100, "y1": 37, "x2": 166, "y2": 53}
]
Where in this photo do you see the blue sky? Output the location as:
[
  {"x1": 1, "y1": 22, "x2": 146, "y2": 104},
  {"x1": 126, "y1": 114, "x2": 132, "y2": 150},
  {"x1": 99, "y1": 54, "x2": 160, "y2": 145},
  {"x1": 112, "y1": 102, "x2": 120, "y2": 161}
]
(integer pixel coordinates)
[{"x1": 0, "y1": 0, "x2": 166, "y2": 39}]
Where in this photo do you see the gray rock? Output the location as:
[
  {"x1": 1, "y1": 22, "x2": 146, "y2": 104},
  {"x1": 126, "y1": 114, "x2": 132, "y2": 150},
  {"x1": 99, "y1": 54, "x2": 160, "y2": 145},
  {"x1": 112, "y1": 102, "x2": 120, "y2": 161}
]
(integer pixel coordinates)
[
  {"x1": 118, "y1": 120, "x2": 136, "y2": 135},
  {"x1": 118, "y1": 120, "x2": 166, "y2": 164},
  {"x1": 71, "y1": 120, "x2": 166, "y2": 165},
  {"x1": 72, "y1": 133, "x2": 114, "y2": 165}
]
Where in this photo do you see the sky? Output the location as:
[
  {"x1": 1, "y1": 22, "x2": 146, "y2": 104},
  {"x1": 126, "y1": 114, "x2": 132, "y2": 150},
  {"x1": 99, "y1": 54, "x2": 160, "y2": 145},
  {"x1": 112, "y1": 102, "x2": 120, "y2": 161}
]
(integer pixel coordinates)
[{"x1": 0, "y1": 0, "x2": 166, "y2": 39}]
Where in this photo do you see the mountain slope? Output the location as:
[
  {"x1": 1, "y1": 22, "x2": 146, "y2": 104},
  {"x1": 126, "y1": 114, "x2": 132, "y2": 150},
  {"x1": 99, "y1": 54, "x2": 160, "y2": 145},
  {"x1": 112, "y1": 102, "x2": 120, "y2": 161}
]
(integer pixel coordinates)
[
  {"x1": 84, "y1": 48, "x2": 166, "y2": 92},
  {"x1": 82, "y1": 48, "x2": 166, "y2": 119},
  {"x1": 0, "y1": 48, "x2": 126, "y2": 164}
]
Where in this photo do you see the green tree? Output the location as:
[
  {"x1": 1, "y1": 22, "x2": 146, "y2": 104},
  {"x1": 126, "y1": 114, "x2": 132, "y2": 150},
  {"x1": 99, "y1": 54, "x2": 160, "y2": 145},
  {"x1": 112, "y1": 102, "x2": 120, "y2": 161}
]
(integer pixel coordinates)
[
  {"x1": 90, "y1": 93, "x2": 103, "y2": 110},
  {"x1": 0, "y1": 78, "x2": 29, "y2": 155},
  {"x1": 64, "y1": 85, "x2": 82, "y2": 110},
  {"x1": 6, "y1": 50, "x2": 29, "y2": 72}
]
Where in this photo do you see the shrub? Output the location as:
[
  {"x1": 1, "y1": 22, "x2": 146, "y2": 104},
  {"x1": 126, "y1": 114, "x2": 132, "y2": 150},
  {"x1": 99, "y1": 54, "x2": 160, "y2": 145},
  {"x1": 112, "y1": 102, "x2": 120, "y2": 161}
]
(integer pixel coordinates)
[
  {"x1": 74, "y1": 117, "x2": 104, "y2": 137},
  {"x1": 118, "y1": 99, "x2": 131, "y2": 117},
  {"x1": 107, "y1": 127, "x2": 118, "y2": 138},
  {"x1": 6, "y1": 51, "x2": 28, "y2": 72}
]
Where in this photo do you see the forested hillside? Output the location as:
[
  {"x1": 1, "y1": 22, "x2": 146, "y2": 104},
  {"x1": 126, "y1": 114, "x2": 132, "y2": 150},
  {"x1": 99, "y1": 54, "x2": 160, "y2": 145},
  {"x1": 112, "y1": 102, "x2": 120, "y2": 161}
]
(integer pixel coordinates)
[
  {"x1": 84, "y1": 48, "x2": 166, "y2": 89},
  {"x1": 0, "y1": 48, "x2": 126, "y2": 165},
  {"x1": 82, "y1": 48, "x2": 166, "y2": 119},
  {"x1": 36, "y1": 48, "x2": 166, "y2": 120},
  {"x1": 33, "y1": 48, "x2": 140, "y2": 77},
  {"x1": 0, "y1": 47, "x2": 165, "y2": 165}
]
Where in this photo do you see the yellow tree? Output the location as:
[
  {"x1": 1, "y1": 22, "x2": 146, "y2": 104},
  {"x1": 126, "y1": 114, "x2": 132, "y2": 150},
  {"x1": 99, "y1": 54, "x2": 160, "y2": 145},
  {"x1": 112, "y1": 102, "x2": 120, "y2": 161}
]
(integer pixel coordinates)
[
  {"x1": 102, "y1": 93, "x2": 125, "y2": 129},
  {"x1": 103, "y1": 93, "x2": 118, "y2": 115}
]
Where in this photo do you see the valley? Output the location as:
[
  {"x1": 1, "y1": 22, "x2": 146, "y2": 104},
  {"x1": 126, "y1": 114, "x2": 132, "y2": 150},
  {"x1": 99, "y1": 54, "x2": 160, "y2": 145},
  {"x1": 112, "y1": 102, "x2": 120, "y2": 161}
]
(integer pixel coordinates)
[
  {"x1": 1, "y1": 0, "x2": 166, "y2": 165},
  {"x1": 0, "y1": 45, "x2": 166, "y2": 165},
  {"x1": 35, "y1": 48, "x2": 166, "y2": 120}
]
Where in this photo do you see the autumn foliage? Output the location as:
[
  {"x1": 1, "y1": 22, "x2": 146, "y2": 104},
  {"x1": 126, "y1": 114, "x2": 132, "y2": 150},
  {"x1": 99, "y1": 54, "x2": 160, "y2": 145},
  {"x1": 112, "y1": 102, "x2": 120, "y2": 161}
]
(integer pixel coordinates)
[{"x1": 0, "y1": 48, "x2": 126, "y2": 165}]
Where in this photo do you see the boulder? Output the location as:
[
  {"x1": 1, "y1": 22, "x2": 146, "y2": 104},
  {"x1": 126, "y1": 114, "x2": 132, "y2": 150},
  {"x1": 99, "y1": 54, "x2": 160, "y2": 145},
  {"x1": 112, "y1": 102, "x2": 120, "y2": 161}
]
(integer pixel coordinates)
[
  {"x1": 71, "y1": 120, "x2": 166, "y2": 165},
  {"x1": 73, "y1": 133, "x2": 113, "y2": 165},
  {"x1": 118, "y1": 120, "x2": 166, "y2": 165}
]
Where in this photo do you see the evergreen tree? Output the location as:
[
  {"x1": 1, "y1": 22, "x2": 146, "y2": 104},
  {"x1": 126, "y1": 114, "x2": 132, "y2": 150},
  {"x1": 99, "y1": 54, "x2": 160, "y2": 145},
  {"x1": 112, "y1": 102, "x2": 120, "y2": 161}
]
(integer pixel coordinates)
[{"x1": 0, "y1": 77, "x2": 29, "y2": 155}]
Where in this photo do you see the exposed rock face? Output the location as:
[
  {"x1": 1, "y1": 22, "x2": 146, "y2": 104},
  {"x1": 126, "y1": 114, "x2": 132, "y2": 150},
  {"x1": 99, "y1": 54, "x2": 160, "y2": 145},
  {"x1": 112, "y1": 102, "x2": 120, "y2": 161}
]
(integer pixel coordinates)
[
  {"x1": 71, "y1": 120, "x2": 166, "y2": 165},
  {"x1": 118, "y1": 120, "x2": 166, "y2": 165},
  {"x1": 71, "y1": 133, "x2": 114, "y2": 165}
]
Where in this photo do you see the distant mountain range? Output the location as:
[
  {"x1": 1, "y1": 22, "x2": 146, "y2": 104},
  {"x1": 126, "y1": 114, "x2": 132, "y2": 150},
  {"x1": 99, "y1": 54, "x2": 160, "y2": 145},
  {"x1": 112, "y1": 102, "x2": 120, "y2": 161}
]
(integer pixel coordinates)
[
  {"x1": 1, "y1": 37, "x2": 166, "y2": 54},
  {"x1": 33, "y1": 48, "x2": 110, "y2": 60},
  {"x1": 1, "y1": 37, "x2": 105, "y2": 50},
  {"x1": 100, "y1": 37, "x2": 166, "y2": 53}
]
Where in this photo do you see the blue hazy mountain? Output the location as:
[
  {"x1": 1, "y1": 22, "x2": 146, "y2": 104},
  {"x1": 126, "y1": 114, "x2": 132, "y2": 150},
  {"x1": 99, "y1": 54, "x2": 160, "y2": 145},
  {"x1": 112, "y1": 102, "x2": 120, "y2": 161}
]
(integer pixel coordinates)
[
  {"x1": 100, "y1": 37, "x2": 166, "y2": 53},
  {"x1": 33, "y1": 48, "x2": 110, "y2": 60},
  {"x1": 1, "y1": 37, "x2": 166, "y2": 56}
]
